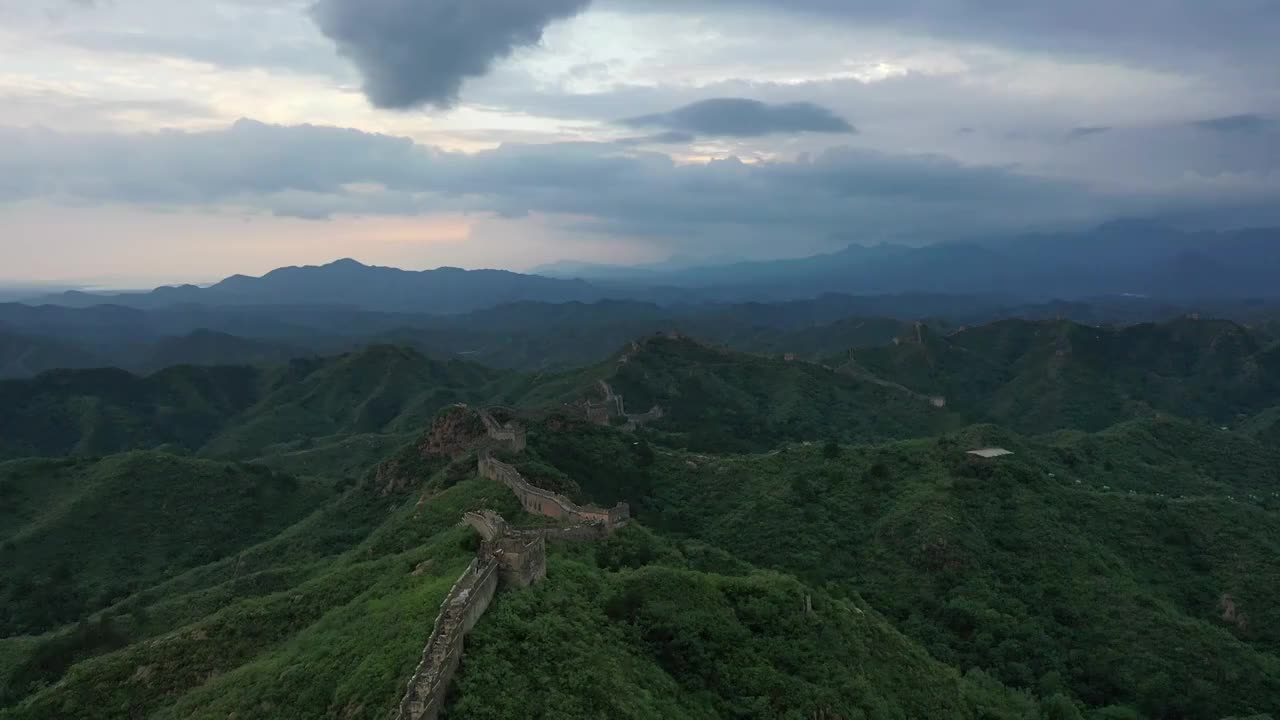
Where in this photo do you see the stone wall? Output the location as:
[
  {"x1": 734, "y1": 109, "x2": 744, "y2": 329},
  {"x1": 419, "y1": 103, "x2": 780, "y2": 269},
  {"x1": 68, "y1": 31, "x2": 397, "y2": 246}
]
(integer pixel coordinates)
[
  {"x1": 478, "y1": 454, "x2": 630, "y2": 532},
  {"x1": 463, "y1": 511, "x2": 549, "y2": 588},
  {"x1": 395, "y1": 407, "x2": 631, "y2": 720},
  {"x1": 396, "y1": 558, "x2": 499, "y2": 720},
  {"x1": 478, "y1": 409, "x2": 527, "y2": 453},
  {"x1": 492, "y1": 534, "x2": 547, "y2": 589},
  {"x1": 581, "y1": 381, "x2": 663, "y2": 431},
  {"x1": 513, "y1": 524, "x2": 611, "y2": 542}
]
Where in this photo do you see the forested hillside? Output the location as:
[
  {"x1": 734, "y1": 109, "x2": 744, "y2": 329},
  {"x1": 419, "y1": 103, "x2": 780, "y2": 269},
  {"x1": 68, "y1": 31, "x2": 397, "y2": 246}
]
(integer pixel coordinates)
[
  {"x1": 1, "y1": 317, "x2": 1278, "y2": 719},
  {"x1": 846, "y1": 318, "x2": 1280, "y2": 433}
]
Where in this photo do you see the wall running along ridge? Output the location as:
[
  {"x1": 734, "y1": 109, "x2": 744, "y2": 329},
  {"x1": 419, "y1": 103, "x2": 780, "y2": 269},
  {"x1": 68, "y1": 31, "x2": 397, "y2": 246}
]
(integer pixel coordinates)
[
  {"x1": 396, "y1": 558, "x2": 499, "y2": 720},
  {"x1": 394, "y1": 407, "x2": 629, "y2": 720},
  {"x1": 478, "y1": 453, "x2": 630, "y2": 530}
]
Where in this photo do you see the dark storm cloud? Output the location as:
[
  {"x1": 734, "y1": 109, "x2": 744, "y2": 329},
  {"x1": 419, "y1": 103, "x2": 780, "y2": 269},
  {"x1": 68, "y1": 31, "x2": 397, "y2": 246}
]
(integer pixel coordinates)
[
  {"x1": 1192, "y1": 114, "x2": 1276, "y2": 134},
  {"x1": 309, "y1": 0, "x2": 590, "y2": 109},
  {"x1": 622, "y1": 98, "x2": 855, "y2": 137},
  {"x1": 304, "y1": 1, "x2": 1280, "y2": 110}
]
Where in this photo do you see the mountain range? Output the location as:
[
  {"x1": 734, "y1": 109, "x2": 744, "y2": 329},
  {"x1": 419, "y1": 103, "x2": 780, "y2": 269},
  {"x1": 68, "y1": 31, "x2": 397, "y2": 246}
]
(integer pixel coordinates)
[
  {"x1": 4, "y1": 289, "x2": 1279, "y2": 380},
  {"x1": 5, "y1": 221, "x2": 1280, "y2": 719},
  {"x1": 3, "y1": 316, "x2": 1280, "y2": 718},
  {"x1": 21, "y1": 223, "x2": 1280, "y2": 315},
  {"x1": 547, "y1": 221, "x2": 1280, "y2": 301}
]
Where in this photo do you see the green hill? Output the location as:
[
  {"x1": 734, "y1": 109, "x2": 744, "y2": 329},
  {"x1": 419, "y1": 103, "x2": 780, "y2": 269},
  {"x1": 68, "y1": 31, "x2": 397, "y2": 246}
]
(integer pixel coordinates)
[
  {"x1": 847, "y1": 318, "x2": 1280, "y2": 433},
  {"x1": 543, "y1": 417, "x2": 1280, "y2": 718},
  {"x1": 0, "y1": 346, "x2": 512, "y2": 461},
  {"x1": 0, "y1": 424, "x2": 1038, "y2": 720},
  {"x1": 137, "y1": 330, "x2": 312, "y2": 374},
  {"x1": 577, "y1": 335, "x2": 959, "y2": 452},
  {"x1": 0, "y1": 330, "x2": 105, "y2": 380},
  {"x1": 0, "y1": 453, "x2": 330, "y2": 638},
  {"x1": 5, "y1": 320, "x2": 1280, "y2": 719},
  {"x1": 1242, "y1": 406, "x2": 1280, "y2": 445}
]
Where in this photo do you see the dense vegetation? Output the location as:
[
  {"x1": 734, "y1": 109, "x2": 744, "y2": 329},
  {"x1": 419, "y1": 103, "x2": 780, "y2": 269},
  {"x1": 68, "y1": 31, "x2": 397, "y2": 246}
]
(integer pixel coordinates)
[
  {"x1": 0, "y1": 453, "x2": 330, "y2": 638},
  {"x1": 2, "y1": 315, "x2": 1279, "y2": 719},
  {"x1": 570, "y1": 419, "x2": 1280, "y2": 719},
  {"x1": 0, "y1": 346, "x2": 512, "y2": 460},
  {"x1": 846, "y1": 318, "x2": 1280, "y2": 434}
]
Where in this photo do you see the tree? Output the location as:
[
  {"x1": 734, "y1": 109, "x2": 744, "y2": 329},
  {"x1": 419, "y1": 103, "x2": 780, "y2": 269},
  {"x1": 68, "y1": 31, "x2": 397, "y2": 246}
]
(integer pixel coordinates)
[
  {"x1": 823, "y1": 440, "x2": 841, "y2": 459},
  {"x1": 635, "y1": 440, "x2": 656, "y2": 467},
  {"x1": 1040, "y1": 694, "x2": 1083, "y2": 720}
]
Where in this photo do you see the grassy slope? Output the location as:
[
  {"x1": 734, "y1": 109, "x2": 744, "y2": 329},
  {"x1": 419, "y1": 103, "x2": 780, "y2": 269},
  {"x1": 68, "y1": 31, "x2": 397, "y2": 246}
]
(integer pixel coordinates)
[
  {"x1": 251, "y1": 431, "x2": 415, "y2": 482},
  {"x1": 0, "y1": 453, "x2": 330, "y2": 638},
  {"x1": 1241, "y1": 406, "x2": 1280, "y2": 445},
  {"x1": 0, "y1": 455, "x2": 524, "y2": 719},
  {"x1": 0, "y1": 448, "x2": 1042, "y2": 720}
]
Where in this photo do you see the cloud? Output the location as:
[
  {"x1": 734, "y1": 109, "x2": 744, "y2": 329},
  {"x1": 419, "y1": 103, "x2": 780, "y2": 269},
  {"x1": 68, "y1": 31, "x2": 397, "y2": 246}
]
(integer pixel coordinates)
[
  {"x1": 302, "y1": 1, "x2": 1280, "y2": 108},
  {"x1": 614, "y1": 130, "x2": 697, "y2": 146},
  {"x1": 0, "y1": 119, "x2": 1126, "y2": 244},
  {"x1": 621, "y1": 98, "x2": 855, "y2": 137},
  {"x1": 310, "y1": 0, "x2": 590, "y2": 109},
  {"x1": 692, "y1": 1, "x2": 1280, "y2": 71},
  {"x1": 1067, "y1": 126, "x2": 1111, "y2": 140},
  {"x1": 58, "y1": 28, "x2": 350, "y2": 78},
  {"x1": 1192, "y1": 114, "x2": 1275, "y2": 134}
]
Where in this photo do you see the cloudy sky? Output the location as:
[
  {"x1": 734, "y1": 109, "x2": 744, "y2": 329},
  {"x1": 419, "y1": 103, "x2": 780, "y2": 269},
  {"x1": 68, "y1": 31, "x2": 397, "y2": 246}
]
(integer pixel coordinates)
[{"x1": 2, "y1": 0, "x2": 1278, "y2": 286}]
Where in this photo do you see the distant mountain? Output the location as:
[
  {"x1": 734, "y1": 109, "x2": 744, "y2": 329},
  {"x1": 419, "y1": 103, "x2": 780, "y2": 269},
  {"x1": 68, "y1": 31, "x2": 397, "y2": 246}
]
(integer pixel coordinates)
[
  {"x1": 27, "y1": 259, "x2": 604, "y2": 314},
  {"x1": 20, "y1": 224, "x2": 1280, "y2": 320},
  {"x1": 558, "y1": 223, "x2": 1280, "y2": 301},
  {"x1": 137, "y1": 330, "x2": 314, "y2": 373},
  {"x1": 0, "y1": 329, "x2": 105, "y2": 379}
]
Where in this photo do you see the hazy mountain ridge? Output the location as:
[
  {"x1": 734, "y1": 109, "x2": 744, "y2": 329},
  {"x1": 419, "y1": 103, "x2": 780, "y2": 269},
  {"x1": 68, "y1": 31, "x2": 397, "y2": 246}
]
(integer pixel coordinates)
[
  {"x1": 4, "y1": 290, "x2": 1279, "y2": 380},
  {"x1": 26, "y1": 260, "x2": 603, "y2": 314},
  {"x1": 21, "y1": 224, "x2": 1280, "y2": 317},
  {"x1": 556, "y1": 223, "x2": 1280, "y2": 301}
]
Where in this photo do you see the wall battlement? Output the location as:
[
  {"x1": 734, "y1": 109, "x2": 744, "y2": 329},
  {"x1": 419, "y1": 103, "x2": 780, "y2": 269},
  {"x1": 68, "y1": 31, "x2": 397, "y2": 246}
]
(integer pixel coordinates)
[
  {"x1": 478, "y1": 408, "x2": 527, "y2": 453},
  {"x1": 478, "y1": 454, "x2": 630, "y2": 532},
  {"x1": 582, "y1": 381, "x2": 664, "y2": 430}
]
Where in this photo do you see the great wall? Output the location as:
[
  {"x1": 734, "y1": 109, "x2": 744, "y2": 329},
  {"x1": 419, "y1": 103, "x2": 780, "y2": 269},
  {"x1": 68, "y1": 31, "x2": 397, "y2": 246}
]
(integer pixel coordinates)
[
  {"x1": 394, "y1": 405, "x2": 631, "y2": 720},
  {"x1": 478, "y1": 453, "x2": 630, "y2": 532},
  {"x1": 584, "y1": 379, "x2": 666, "y2": 430}
]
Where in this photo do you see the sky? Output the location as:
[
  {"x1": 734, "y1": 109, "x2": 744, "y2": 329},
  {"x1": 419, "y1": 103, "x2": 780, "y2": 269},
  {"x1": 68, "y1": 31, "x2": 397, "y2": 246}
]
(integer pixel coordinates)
[{"x1": 1, "y1": 0, "x2": 1278, "y2": 287}]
